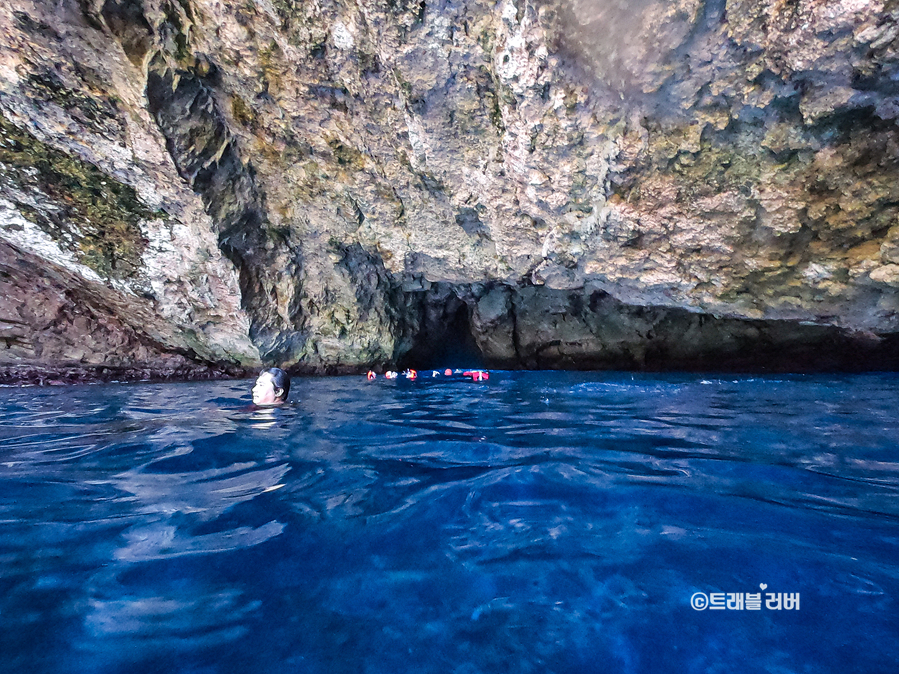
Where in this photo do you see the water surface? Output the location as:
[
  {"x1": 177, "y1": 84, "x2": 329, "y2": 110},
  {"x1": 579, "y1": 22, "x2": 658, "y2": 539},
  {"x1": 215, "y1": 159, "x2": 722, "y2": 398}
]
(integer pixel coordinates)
[{"x1": 1, "y1": 372, "x2": 898, "y2": 673}]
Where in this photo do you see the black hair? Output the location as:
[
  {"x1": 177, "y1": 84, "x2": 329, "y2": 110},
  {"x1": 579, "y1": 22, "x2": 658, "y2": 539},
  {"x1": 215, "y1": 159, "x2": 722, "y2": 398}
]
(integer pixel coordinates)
[{"x1": 264, "y1": 367, "x2": 290, "y2": 401}]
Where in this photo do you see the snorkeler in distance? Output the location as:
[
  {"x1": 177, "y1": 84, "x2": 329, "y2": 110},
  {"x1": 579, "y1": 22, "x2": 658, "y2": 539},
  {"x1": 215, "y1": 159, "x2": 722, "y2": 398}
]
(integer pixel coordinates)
[
  {"x1": 252, "y1": 367, "x2": 291, "y2": 405},
  {"x1": 366, "y1": 368, "x2": 489, "y2": 382}
]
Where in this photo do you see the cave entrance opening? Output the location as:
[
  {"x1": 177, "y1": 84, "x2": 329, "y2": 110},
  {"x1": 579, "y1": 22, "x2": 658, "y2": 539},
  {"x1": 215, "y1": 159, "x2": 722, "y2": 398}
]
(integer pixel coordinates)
[{"x1": 398, "y1": 294, "x2": 486, "y2": 371}]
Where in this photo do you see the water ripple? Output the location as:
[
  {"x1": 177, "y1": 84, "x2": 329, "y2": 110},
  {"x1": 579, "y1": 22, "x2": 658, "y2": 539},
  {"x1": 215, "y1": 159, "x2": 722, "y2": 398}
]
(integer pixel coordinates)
[{"x1": 2, "y1": 373, "x2": 899, "y2": 672}]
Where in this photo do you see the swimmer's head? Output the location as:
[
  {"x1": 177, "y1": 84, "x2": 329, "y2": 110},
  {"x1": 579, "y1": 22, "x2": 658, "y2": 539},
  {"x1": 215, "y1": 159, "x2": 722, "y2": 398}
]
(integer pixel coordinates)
[{"x1": 252, "y1": 367, "x2": 290, "y2": 405}]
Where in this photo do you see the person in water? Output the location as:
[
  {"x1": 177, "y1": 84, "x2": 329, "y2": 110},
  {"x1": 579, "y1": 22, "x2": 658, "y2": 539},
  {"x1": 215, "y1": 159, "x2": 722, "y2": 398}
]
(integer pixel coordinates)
[{"x1": 252, "y1": 367, "x2": 291, "y2": 405}]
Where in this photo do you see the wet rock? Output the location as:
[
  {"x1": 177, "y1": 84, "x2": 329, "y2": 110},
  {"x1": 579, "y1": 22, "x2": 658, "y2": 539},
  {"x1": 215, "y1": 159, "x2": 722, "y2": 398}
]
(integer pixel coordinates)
[
  {"x1": 0, "y1": 239, "x2": 247, "y2": 382},
  {"x1": 469, "y1": 283, "x2": 899, "y2": 372}
]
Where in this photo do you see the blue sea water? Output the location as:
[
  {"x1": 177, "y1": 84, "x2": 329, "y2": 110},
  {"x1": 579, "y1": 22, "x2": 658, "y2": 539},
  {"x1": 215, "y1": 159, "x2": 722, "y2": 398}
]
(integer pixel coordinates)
[{"x1": 1, "y1": 371, "x2": 898, "y2": 674}]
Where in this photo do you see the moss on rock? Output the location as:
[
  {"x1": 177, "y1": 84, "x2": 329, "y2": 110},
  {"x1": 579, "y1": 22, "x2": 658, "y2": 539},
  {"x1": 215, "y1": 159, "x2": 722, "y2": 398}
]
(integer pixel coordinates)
[{"x1": 0, "y1": 113, "x2": 152, "y2": 280}]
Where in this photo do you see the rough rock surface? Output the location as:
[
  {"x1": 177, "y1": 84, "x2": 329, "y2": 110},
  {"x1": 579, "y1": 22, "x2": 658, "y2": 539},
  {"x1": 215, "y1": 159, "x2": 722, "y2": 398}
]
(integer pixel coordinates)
[
  {"x1": 2, "y1": 0, "x2": 899, "y2": 379},
  {"x1": 0, "y1": 240, "x2": 247, "y2": 383}
]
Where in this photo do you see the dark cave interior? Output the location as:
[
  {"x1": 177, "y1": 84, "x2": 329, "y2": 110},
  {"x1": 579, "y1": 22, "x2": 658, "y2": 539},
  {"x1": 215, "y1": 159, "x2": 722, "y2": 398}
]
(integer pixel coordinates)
[{"x1": 397, "y1": 294, "x2": 486, "y2": 371}]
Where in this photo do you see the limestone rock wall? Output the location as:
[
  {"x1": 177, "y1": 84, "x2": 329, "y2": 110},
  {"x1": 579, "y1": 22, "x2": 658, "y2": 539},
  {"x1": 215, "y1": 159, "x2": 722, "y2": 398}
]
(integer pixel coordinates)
[
  {"x1": 0, "y1": 240, "x2": 246, "y2": 383},
  {"x1": 1, "y1": 0, "x2": 899, "y2": 378}
]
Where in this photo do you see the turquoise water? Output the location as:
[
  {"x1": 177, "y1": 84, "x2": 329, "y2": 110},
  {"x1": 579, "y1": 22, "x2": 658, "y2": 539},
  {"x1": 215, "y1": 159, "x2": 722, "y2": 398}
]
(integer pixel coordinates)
[{"x1": 1, "y1": 372, "x2": 898, "y2": 673}]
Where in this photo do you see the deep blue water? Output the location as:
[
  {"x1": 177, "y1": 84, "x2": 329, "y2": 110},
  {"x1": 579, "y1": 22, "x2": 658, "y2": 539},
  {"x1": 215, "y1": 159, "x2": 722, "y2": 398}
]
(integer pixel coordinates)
[{"x1": 1, "y1": 371, "x2": 898, "y2": 674}]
